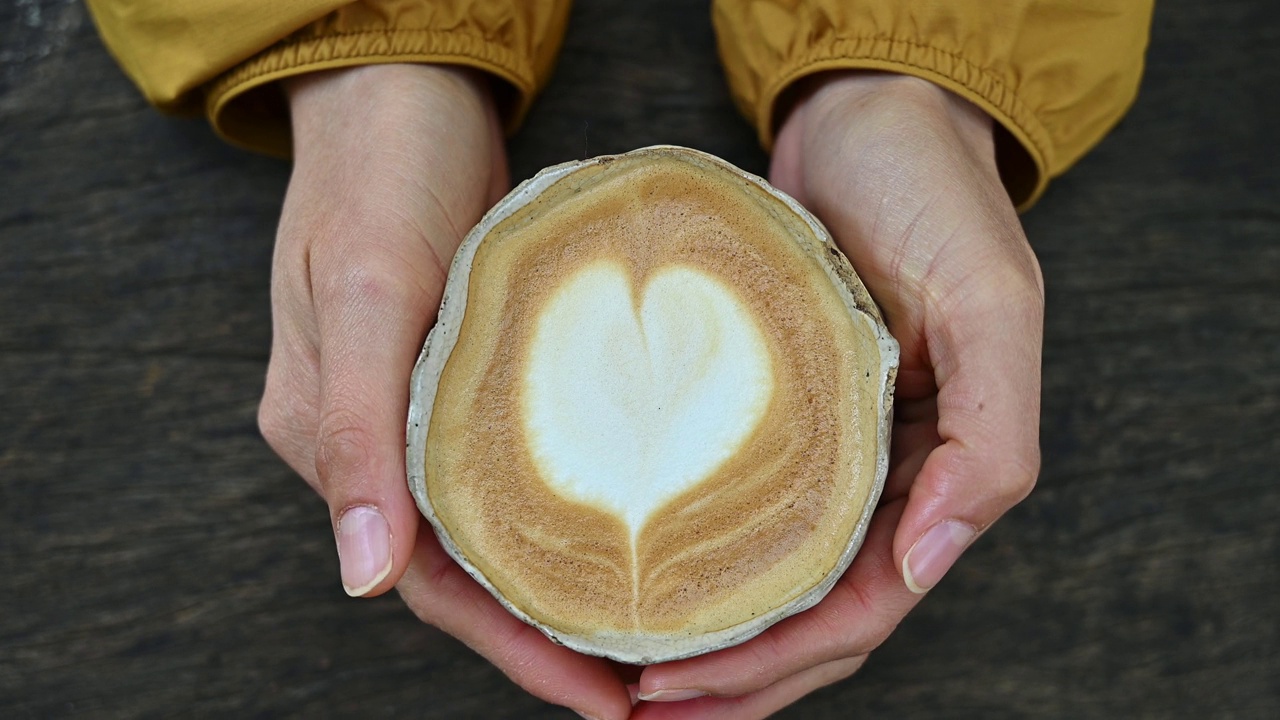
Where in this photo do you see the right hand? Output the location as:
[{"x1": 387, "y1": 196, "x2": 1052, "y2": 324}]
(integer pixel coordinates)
[
  {"x1": 260, "y1": 63, "x2": 634, "y2": 720},
  {"x1": 633, "y1": 72, "x2": 1044, "y2": 718}
]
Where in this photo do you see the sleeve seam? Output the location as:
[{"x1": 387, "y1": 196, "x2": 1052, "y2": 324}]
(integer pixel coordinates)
[
  {"x1": 210, "y1": 27, "x2": 535, "y2": 96},
  {"x1": 206, "y1": 27, "x2": 539, "y2": 154}
]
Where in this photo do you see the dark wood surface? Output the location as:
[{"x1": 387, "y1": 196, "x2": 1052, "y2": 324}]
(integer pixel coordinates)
[{"x1": 2, "y1": 1, "x2": 1277, "y2": 717}]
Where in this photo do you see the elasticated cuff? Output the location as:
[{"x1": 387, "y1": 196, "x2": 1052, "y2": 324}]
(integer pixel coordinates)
[
  {"x1": 748, "y1": 38, "x2": 1051, "y2": 211},
  {"x1": 713, "y1": 0, "x2": 1153, "y2": 211},
  {"x1": 206, "y1": 28, "x2": 539, "y2": 158}
]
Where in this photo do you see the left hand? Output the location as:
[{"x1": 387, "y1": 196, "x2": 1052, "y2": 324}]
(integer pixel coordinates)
[
  {"x1": 631, "y1": 72, "x2": 1044, "y2": 718},
  {"x1": 261, "y1": 64, "x2": 634, "y2": 720}
]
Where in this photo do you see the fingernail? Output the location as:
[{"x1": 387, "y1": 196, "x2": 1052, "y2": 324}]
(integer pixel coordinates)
[
  {"x1": 903, "y1": 520, "x2": 976, "y2": 594},
  {"x1": 336, "y1": 505, "x2": 392, "y2": 596},
  {"x1": 627, "y1": 683, "x2": 640, "y2": 706},
  {"x1": 637, "y1": 688, "x2": 707, "y2": 702}
]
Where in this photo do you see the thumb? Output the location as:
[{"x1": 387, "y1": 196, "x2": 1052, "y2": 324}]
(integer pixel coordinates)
[
  {"x1": 895, "y1": 267, "x2": 1044, "y2": 594},
  {"x1": 312, "y1": 241, "x2": 445, "y2": 597}
]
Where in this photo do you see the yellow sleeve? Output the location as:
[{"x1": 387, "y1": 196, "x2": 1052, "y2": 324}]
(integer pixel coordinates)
[
  {"x1": 712, "y1": 0, "x2": 1155, "y2": 209},
  {"x1": 86, "y1": 0, "x2": 573, "y2": 156}
]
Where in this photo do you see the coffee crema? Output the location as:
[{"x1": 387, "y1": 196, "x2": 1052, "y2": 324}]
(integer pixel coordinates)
[{"x1": 407, "y1": 146, "x2": 898, "y2": 664}]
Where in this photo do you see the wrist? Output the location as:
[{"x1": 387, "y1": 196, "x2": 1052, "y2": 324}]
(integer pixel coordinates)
[
  {"x1": 278, "y1": 63, "x2": 508, "y2": 275},
  {"x1": 778, "y1": 71, "x2": 997, "y2": 175},
  {"x1": 284, "y1": 64, "x2": 495, "y2": 156}
]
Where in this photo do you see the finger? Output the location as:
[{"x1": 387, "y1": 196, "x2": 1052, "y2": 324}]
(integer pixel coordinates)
[
  {"x1": 639, "y1": 499, "x2": 916, "y2": 699},
  {"x1": 632, "y1": 655, "x2": 865, "y2": 720},
  {"x1": 397, "y1": 527, "x2": 633, "y2": 720},
  {"x1": 258, "y1": 323, "x2": 323, "y2": 491},
  {"x1": 312, "y1": 237, "x2": 445, "y2": 598},
  {"x1": 258, "y1": 227, "x2": 325, "y2": 491},
  {"x1": 895, "y1": 266, "x2": 1043, "y2": 593}
]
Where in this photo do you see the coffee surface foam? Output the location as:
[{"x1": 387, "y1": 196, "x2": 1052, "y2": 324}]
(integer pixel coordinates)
[{"x1": 423, "y1": 151, "x2": 882, "y2": 641}]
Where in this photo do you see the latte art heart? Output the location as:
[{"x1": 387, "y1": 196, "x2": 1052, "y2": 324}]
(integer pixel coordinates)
[{"x1": 522, "y1": 261, "x2": 774, "y2": 537}]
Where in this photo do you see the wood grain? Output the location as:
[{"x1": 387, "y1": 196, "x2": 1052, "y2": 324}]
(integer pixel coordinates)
[{"x1": 1, "y1": 0, "x2": 1276, "y2": 717}]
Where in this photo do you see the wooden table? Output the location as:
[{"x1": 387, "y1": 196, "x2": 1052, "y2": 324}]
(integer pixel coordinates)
[{"x1": 2, "y1": 1, "x2": 1276, "y2": 717}]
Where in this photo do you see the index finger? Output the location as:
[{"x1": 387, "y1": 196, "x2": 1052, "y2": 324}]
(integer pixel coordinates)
[
  {"x1": 398, "y1": 526, "x2": 634, "y2": 720},
  {"x1": 894, "y1": 265, "x2": 1044, "y2": 593},
  {"x1": 637, "y1": 499, "x2": 917, "y2": 699}
]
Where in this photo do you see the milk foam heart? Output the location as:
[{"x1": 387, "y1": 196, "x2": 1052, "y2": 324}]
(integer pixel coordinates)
[{"x1": 522, "y1": 260, "x2": 774, "y2": 537}]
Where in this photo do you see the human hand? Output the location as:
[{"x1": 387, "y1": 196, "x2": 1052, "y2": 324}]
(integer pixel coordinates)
[
  {"x1": 259, "y1": 64, "x2": 633, "y2": 720},
  {"x1": 633, "y1": 72, "x2": 1044, "y2": 717}
]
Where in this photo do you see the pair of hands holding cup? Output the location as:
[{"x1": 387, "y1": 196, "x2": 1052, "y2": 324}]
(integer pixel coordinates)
[{"x1": 258, "y1": 64, "x2": 1043, "y2": 720}]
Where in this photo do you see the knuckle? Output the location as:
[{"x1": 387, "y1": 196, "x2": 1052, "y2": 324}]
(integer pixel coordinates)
[
  {"x1": 258, "y1": 381, "x2": 324, "y2": 495},
  {"x1": 489, "y1": 622, "x2": 543, "y2": 679},
  {"x1": 324, "y1": 260, "x2": 397, "y2": 306},
  {"x1": 982, "y1": 264, "x2": 1043, "y2": 315},
  {"x1": 257, "y1": 354, "x2": 316, "y2": 449},
  {"x1": 995, "y1": 449, "x2": 1041, "y2": 506},
  {"x1": 719, "y1": 594, "x2": 873, "y2": 696},
  {"x1": 257, "y1": 401, "x2": 286, "y2": 451},
  {"x1": 827, "y1": 581, "x2": 890, "y2": 653},
  {"x1": 1000, "y1": 249, "x2": 1046, "y2": 317},
  {"x1": 314, "y1": 413, "x2": 377, "y2": 485},
  {"x1": 938, "y1": 254, "x2": 1044, "y2": 326},
  {"x1": 733, "y1": 630, "x2": 791, "y2": 694},
  {"x1": 257, "y1": 384, "x2": 294, "y2": 454},
  {"x1": 1012, "y1": 268, "x2": 1045, "y2": 308},
  {"x1": 312, "y1": 243, "x2": 434, "y2": 310}
]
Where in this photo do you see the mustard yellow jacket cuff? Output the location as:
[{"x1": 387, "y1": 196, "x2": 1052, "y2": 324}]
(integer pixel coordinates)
[
  {"x1": 86, "y1": 0, "x2": 572, "y2": 157},
  {"x1": 713, "y1": 0, "x2": 1155, "y2": 209},
  {"x1": 88, "y1": 1, "x2": 1153, "y2": 210}
]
